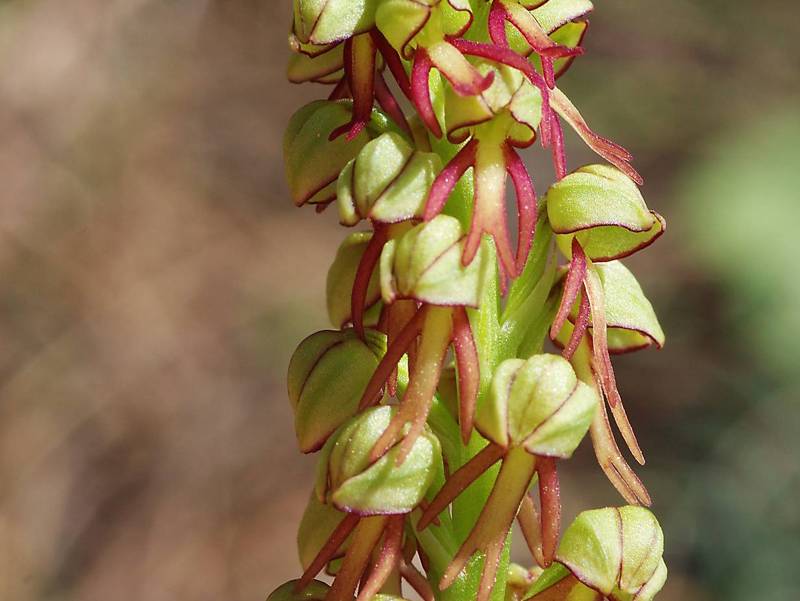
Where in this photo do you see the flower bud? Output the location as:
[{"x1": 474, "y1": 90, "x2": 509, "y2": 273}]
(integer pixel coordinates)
[
  {"x1": 445, "y1": 62, "x2": 542, "y2": 145},
  {"x1": 265, "y1": 580, "x2": 329, "y2": 601},
  {"x1": 288, "y1": 329, "x2": 386, "y2": 453},
  {"x1": 297, "y1": 494, "x2": 349, "y2": 575},
  {"x1": 284, "y1": 100, "x2": 392, "y2": 208},
  {"x1": 477, "y1": 354, "x2": 597, "y2": 457},
  {"x1": 337, "y1": 132, "x2": 442, "y2": 226},
  {"x1": 546, "y1": 164, "x2": 665, "y2": 261},
  {"x1": 379, "y1": 215, "x2": 489, "y2": 307},
  {"x1": 293, "y1": 0, "x2": 378, "y2": 46},
  {"x1": 555, "y1": 506, "x2": 666, "y2": 601},
  {"x1": 315, "y1": 405, "x2": 441, "y2": 515},
  {"x1": 326, "y1": 233, "x2": 382, "y2": 328}
]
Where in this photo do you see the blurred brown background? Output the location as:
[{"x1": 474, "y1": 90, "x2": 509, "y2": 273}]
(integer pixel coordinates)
[{"x1": 1, "y1": 1, "x2": 798, "y2": 600}]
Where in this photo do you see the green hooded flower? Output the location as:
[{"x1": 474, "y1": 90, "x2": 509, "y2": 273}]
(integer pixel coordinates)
[
  {"x1": 337, "y1": 132, "x2": 442, "y2": 226},
  {"x1": 288, "y1": 328, "x2": 386, "y2": 453},
  {"x1": 293, "y1": 0, "x2": 379, "y2": 47},
  {"x1": 477, "y1": 354, "x2": 598, "y2": 457},
  {"x1": 315, "y1": 405, "x2": 442, "y2": 515},
  {"x1": 546, "y1": 164, "x2": 665, "y2": 262},
  {"x1": 525, "y1": 506, "x2": 667, "y2": 601},
  {"x1": 379, "y1": 215, "x2": 490, "y2": 307},
  {"x1": 283, "y1": 100, "x2": 393, "y2": 208}
]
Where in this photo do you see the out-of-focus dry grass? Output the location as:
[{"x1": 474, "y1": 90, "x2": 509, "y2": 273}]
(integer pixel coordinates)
[
  {"x1": 1, "y1": 1, "x2": 797, "y2": 600},
  {"x1": 0, "y1": 2, "x2": 338, "y2": 599}
]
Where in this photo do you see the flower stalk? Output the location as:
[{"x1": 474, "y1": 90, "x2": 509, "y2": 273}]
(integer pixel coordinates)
[{"x1": 272, "y1": 2, "x2": 669, "y2": 601}]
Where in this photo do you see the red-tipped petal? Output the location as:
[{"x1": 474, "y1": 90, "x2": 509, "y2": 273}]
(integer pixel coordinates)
[
  {"x1": 370, "y1": 307, "x2": 452, "y2": 464},
  {"x1": 427, "y1": 40, "x2": 495, "y2": 97},
  {"x1": 352, "y1": 225, "x2": 388, "y2": 338},
  {"x1": 373, "y1": 30, "x2": 412, "y2": 99},
  {"x1": 296, "y1": 514, "x2": 361, "y2": 591},
  {"x1": 375, "y1": 72, "x2": 412, "y2": 134},
  {"x1": 550, "y1": 238, "x2": 587, "y2": 340},
  {"x1": 424, "y1": 138, "x2": 478, "y2": 221},
  {"x1": 584, "y1": 267, "x2": 645, "y2": 466},
  {"x1": 411, "y1": 48, "x2": 443, "y2": 138},
  {"x1": 359, "y1": 305, "x2": 427, "y2": 411},
  {"x1": 326, "y1": 516, "x2": 388, "y2": 601},
  {"x1": 590, "y1": 396, "x2": 652, "y2": 506},
  {"x1": 400, "y1": 560, "x2": 435, "y2": 601},
  {"x1": 517, "y1": 495, "x2": 546, "y2": 568},
  {"x1": 537, "y1": 457, "x2": 561, "y2": 566},
  {"x1": 452, "y1": 306, "x2": 480, "y2": 443},
  {"x1": 467, "y1": 143, "x2": 516, "y2": 276},
  {"x1": 355, "y1": 516, "x2": 404, "y2": 601},
  {"x1": 562, "y1": 290, "x2": 590, "y2": 360},
  {"x1": 550, "y1": 87, "x2": 643, "y2": 184},
  {"x1": 504, "y1": 143, "x2": 538, "y2": 273},
  {"x1": 418, "y1": 442, "x2": 505, "y2": 530},
  {"x1": 328, "y1": 76, "x2": 349, "y2": 101}
]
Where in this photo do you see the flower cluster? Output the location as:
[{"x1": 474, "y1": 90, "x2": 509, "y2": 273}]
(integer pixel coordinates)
[{"x1": 272, "y1": 2, "x2": 668, "y2": 601}]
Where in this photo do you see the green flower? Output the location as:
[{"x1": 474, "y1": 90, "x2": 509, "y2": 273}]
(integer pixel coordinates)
[
  {"x1": 283, "y1": 100, "x2": 393, "y2": 208},
  {"x1": 337, "y1": 132, "x2": 441, "y2": 226},
  {"x1": 293, "y1": 0, "x2": 379, "y2": 46},
  {"x1": 379, "y1": 215, "x2": 490, "y2": 307},
  {"x1": 288, "y1": 328, "x2": 386, "y2": 452},
  {"x1": 546, "y1": 164, "x2": 665, "y2": 261},
  {"x1": 526, "y1": 506, "x2": 667, "y2": 601},
  {"x1": 315, "y1": 406, "x2": 442, "y2": 514},
  {"x1": 477, "y1": 354, "x2": 598, "y2": 457}
]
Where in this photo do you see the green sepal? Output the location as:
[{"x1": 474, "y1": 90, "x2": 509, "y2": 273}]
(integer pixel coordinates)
[
  {"x1": 287, "y1": 44, "x2": 344, "y2": 84},
  {"x1": 316, "y1": 406, "x2": 442, "y2": 515},
  {"x1": 293, "y1": 0, "x2": 379, "y2": 46},
  {"x1": 530, "y1": 0, "x2": 593, "y2": 32},
  {"x1": 288, "y1": 328, "x2": 386, "y2": 453},
  {"x1": 265, "y1": 580, "x2": 329, "y2": 601},
  {"x1": 546, "y1": 165, "x2": 665, "y2": 261},
  {"x1": 380, "y1": 215, "x2": 489, "y2": 307},
  {"x1": 297, "y1": 494, "x2": 349, "y2": 574},
  {"x1": 556, "y1": 506, "x2": 666, "y2": 601},
  {"x1": 283, "y1": 100, "x2": 394, "y2": 208},
  {"x1": 337, "y1": 132, "x2": 442, "y2": 226},
  {"x1": 326, "y1": 232, "x2": 382, "y2": 328},
  {"x1": 523, "y1": 562, "x2": 571, "y2": 598},
  {"x1": 476, "y1": 354, "x2": 597, "y2": 455},
  {"x1": 376, "y1": 0, "x2": 473, "y2": 58},
  {"x1": 445, "y1": 62, "x2": 542, "y2": 146}
]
